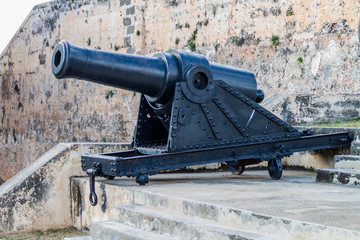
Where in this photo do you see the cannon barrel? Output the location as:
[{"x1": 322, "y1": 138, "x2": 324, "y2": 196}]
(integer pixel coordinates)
[{"x1": 52, "y1": 41, "x2": 261, "y2": 104}]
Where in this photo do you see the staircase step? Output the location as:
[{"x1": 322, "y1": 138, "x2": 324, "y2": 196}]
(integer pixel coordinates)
[
  {"x1": 115, "y1": 205, "x2": 282, "y2": 240},
  {"x1": 90, "y1": 221, "x2": 176, "y2": 240},
  {"x1": 334, "y1": 155, "x2": 360, "y2": 170},
  {"x1": 316, "y1": 168, "x2": 360, "y2": 187}
]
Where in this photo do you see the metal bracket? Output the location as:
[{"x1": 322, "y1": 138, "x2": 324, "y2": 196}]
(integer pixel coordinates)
[{"x1": 86, "y1": 162, "x2": 101, "y2": 206}]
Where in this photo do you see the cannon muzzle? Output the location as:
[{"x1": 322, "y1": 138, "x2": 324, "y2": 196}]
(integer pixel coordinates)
[{"x1": 52, "y1": 41, "x2": 262, "y2": 104}]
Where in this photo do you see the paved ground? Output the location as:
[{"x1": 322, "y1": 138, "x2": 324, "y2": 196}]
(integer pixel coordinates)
[{"x1": 105, "y1": 170, "x2": 360, "y2": 232}]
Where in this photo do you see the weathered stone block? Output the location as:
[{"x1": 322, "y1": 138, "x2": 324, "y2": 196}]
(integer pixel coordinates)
[
  {"x1": 120, "y1": 0, "x2": 131, "y2": 7},
  {"x1": 123, "y1": 17, "x2": 131, "y2": 26},
  {"x1": 127, "y1": 26, "x2": 134, "y2": 34},
  {"x1": 126, "y1": 6, "x2": 135, "y2": 15}
]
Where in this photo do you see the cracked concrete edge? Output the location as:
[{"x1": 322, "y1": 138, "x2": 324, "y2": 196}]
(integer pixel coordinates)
[{"x1": 0, "y1": 142, "x2": 130, "y2": 233}]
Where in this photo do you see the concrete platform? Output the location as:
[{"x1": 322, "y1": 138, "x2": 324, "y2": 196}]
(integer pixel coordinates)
[
  {"x1": 72, "y1": 170, "x2": 360, "y2": 239},
  {"x1": 128, "y1": 171, "x2": 360, "y2": 231}
]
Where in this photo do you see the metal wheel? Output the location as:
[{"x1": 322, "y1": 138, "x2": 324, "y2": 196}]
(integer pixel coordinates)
[
  {"x1": 226, "y1": 161, "x2": 245, "y2": 175},
  {"x1": 268, "y1": 158, "x2": 282, "y2": 180},
  {"x1": 135, "y1": 173, "x2": 149, "y2": 185}
]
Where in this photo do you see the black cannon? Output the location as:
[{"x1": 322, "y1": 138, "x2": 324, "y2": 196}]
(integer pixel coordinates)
[{"x1": 52, "y1": 41, "x2": 352, "y2": 206}]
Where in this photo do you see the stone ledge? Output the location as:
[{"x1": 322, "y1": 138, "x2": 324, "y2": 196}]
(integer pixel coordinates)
[
  {"x1": 334, "y1": 155, "x2": 360, "y2": 170},
  {"x1": 0, "y1": 143, "x2": 130, "y2": 233},
  {"x1": 316, "y1": 168, "x2": 360, "y2": 186}
]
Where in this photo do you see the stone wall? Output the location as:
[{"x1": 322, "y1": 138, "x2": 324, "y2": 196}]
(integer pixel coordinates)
[{"x1": 1, "y1": 0, "x2": 359, "y2": 181}]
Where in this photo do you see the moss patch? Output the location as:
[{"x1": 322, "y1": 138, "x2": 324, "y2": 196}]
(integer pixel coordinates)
[{"x1": 315, "y1": 117, "x2": 360, "y2": 127}]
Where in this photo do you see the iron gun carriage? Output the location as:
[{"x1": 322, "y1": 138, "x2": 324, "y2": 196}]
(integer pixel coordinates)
[{"x1": 52, "y1": 41, "x2": 353, "y2": 206}]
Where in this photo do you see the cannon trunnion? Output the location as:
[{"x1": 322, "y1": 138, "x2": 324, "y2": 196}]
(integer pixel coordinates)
[{"x1": 52, "y1": 41, "x2": 353, "y2": 206}]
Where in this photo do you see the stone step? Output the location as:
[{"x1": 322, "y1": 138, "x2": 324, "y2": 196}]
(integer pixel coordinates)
[
  {"x1": 334, "y1": 155, "x2": 360, "y2": 170},
  {"x1": 115, "y1": 205, "x2": 282, "y2": 240},
  {"x1": 72, "y1": 176, "x2": 360, "y2": 239},
  {"x1": 90, "y1": 220, "x2": 177, "y2": 240},
  {"x1": 316, "y1": 168, "x2": 360, "y2": 187}
]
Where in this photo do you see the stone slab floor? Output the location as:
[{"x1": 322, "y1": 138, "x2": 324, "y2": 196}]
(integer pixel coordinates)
[{"x1": 106, "y1": 170, "x2": 360, "y2": 232}]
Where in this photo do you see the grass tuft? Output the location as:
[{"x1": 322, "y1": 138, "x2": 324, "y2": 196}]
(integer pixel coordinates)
[{"x1": 271, "y1": 35, "x2": 280, "y2": 46}]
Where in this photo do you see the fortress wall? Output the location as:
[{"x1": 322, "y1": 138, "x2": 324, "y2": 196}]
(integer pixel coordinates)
[{"x1": 1, "y1": 0, "x2": 359, "y2": 181}]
